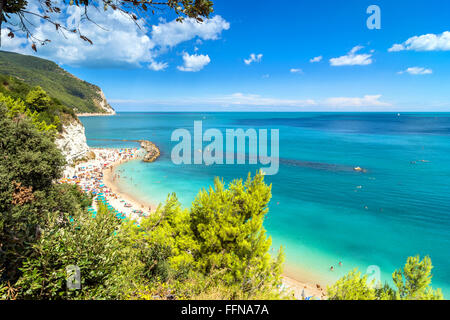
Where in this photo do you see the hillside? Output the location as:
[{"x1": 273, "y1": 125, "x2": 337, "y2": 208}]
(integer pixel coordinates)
[
  {"x1": 0, "y1": 51, "x2": 114, "y2": 114},
  {"x1": 0, "y1": 74, "x2": 76, "y2": 131}
]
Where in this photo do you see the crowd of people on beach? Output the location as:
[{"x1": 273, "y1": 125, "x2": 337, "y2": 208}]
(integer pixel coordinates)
[
  {"x1": 58, "y1": 147, "x2": 330, "y2": 300},
  {"x1": 58, "y1": 148, "x2": 151, "y2": 221}
]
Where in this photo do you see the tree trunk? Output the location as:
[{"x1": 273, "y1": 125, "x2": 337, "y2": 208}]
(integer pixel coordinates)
[{"x1": 0, "y1": 0, "x2": 5, "y2": 47}]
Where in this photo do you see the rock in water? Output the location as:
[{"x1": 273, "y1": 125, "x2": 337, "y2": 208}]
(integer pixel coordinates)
[{"x1": 140, "y1": 140, "x2": 161, "y2": 163}]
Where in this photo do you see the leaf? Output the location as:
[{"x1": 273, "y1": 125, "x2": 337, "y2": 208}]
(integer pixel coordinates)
[{"x1": 80, "y1": 35, "x2": 93, "y2": 45}]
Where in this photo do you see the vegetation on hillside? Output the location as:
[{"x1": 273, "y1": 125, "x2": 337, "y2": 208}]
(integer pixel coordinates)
[
  {"x1": 0, "y1": 51, "x2": 111, "y2": 114},
  {"x1": 0, "y1": 74, "x2": 78, "y2": 132}
]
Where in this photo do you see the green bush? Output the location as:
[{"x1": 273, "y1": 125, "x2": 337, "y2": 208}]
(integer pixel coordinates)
[
  {"x1": 327, "y1": 256, "x2": 444, "y2": 300},
  {"x1": 15, "y1": 203, "x2": 122, "y2": 299}
]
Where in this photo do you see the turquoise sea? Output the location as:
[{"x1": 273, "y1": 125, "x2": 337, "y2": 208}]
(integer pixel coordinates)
[{"x1": 81, "y1": 112, "x2": 450, "y2": 296}]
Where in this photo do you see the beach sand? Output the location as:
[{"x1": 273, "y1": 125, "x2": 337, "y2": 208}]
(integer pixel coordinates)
[
  {"x1": 282, "y1": 275, "x2": 327, "y2": 300},
  {"x1": 61, "y1": 146, "x2": 327, "y2": 300},
  {"x1": 60, "y1": 148, "x2": 152, "y2": 221},
  {"x1": 103, "y1": 160, "x2": 158, "y2": 214}
]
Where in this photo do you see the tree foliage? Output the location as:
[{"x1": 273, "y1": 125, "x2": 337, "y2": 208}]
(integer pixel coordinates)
[
  {"x1": 117, "y1": 174, "x2": 286, "y2": 300},
  {"x1": 25, "y1": 86, "x2": 52, "y2": 112},
  {"x1": 392, "y1": 255, "x2": 443, "y2": 300},
  {"x1": 327, "y1": 256, "x2": 444, "y2": 300},
  {"x1": 0, "y1": 102, "x2": 93, "y2": 285},
  {"x1": 0, "y1": 92, "x2": 57, "y2": 132},
  {"x1": 327, "y1": 269, "x2": 377, "y2": 300},
  {"x1": 15, "y1": 203, "x2": 122, "y2": 299},
  {"x1": 189, "y1": 175, "x2": 283, "y2": 290},
  {"x1": 0, "y1": 74, "x2": 77, "y2": 132}
]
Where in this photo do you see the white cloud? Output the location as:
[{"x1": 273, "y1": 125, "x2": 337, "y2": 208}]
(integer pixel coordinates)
[
  {"x1": 290, "y1": 68, "x2": 303, "y2": 74},
  {"x1": 111, "y1": 93, "x2": 391, "y2": 109},
  {"x1": 323, "y1": 95, "x2": 390, "y2": 107},
  {"x1": 189, "y1": 93, "x2": 317, "y2": 107},
  {"x1": 310, "y1": 56, "x2": 323, "y2": 63},
  {"x1": 177, "y1": 52, "x2": 210, "y2": 72},
  {"x1": 148, "y1": 61, "x2": 169, "y2": 71},
  {"x1": 150, "y1": 15, "x2": 230, "y2": 48},
  {"x1": 389, "y1": 31, "x2": 450, "y2": 52},
  {"x1": 244, "y1": 53, "x2": 263, "y2": 65},
  {"x1": 2, "y1": 4, "x2": 229, "y2": 69},
  {"x1": 398, "y1": 67, "x2": 433, "y2": 75},
  {"x1": 1, "y1": 28, "x2": 29, "y2": 53},
  {"x1": 329, "y1": 46, "x2": 373, "y2": 66}
]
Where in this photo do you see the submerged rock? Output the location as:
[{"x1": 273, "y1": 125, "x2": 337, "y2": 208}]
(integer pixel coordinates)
[{"x1": 353, "y1": 166, "x2": 367, "y2": 173}]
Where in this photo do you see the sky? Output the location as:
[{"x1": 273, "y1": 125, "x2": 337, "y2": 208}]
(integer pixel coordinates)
[{"x1": 2, "y1": 0, "x2": 450, "y2": 111}]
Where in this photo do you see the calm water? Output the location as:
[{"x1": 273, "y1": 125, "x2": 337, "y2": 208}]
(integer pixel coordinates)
[{"x1": 81, "y1": 112, "x2": 450, "y2": 296}]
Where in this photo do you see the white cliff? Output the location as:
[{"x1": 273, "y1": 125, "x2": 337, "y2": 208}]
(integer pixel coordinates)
[
  {"x1": 56, "y1": 88, "x2": 114, "y2": 163},
  {"x1": 95, "y1": 89, "x2": 116, "y2": 115},
  {"x1": 55, "y1": 120, "x2": 90, "y2": 164}
]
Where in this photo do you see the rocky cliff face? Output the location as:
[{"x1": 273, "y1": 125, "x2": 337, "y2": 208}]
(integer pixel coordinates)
[
  {"x1": 95, "y1": 89, "x2": 116, "y2": 115},
  {"x1": 56, "y1": 88, "x2": 114, "y2": 163},
  {"x1": 55, "y1": 120, "x2": 90, "y2": 164}
]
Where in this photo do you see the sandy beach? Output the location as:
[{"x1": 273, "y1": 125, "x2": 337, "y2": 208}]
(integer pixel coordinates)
[
  {"x1": 282, "y1": 275, "x2": 327, "y2": 300},
  {"x1": 59, "y1": 148, "x2": 153, "y2": 221},
  {"x1": 76, "y1": 113, "x2": 116, "y2": 117},
  {"x1": 60, "y1": 146, "x2": 327, "y2": 300},
  {"x1": 102, "y1": 159, "x2": 158, "y2": 213}
]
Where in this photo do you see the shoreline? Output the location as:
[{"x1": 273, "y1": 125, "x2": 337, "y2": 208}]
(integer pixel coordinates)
[
  {"x1": 64, "y1": 146, "x2": 327, "y2": 300},
  {"x1": 76, "y1": 112, "x2": 116, "y2": 117},
  {"x1": 282, "y1": 275, "x2": 327, "y2": 300},
  {"x1": 102, "y1": 158, "x2": 159, "y2": 213}
]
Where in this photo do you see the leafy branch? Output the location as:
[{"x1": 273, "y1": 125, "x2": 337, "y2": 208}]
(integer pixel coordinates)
[{"x1": 0, "y1": 0, "x2": 214, "y2": 50}]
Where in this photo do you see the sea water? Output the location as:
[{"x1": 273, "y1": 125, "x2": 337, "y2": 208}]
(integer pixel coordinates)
[{"x1": 81, "y1": 112, "x2": 450, "y2": 296}]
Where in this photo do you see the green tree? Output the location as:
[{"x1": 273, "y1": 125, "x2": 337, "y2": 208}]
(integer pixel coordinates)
[
  {"x1": 0, "y1": 102, "x2": 79, "y2": 283},
  {"x1": 0, "y1": 92, "x2": 56, "y2": 132},
  {"x1": 15, "y1": 203, "x2": 122, "y2": 299},
  {"x1": 392, "y1": 255, "x2": 443, "y2": 300},
  {"x1": 327, "y1": 269, "x2": 377, "y2": 300},
  {"x1": 25, "y1": 86, "x2": 52, "y2": 112},
  {"x1": 327, "y1": 256, "x2": 444, "y2": 300},
  {"x1": 189, "y1": 173, "x2": 284, "y2": 295}
]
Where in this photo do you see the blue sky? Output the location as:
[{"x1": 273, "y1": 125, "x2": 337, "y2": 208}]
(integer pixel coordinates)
[{"x1": 3, "y1": 0, "x2": 450, "y2": 111}]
